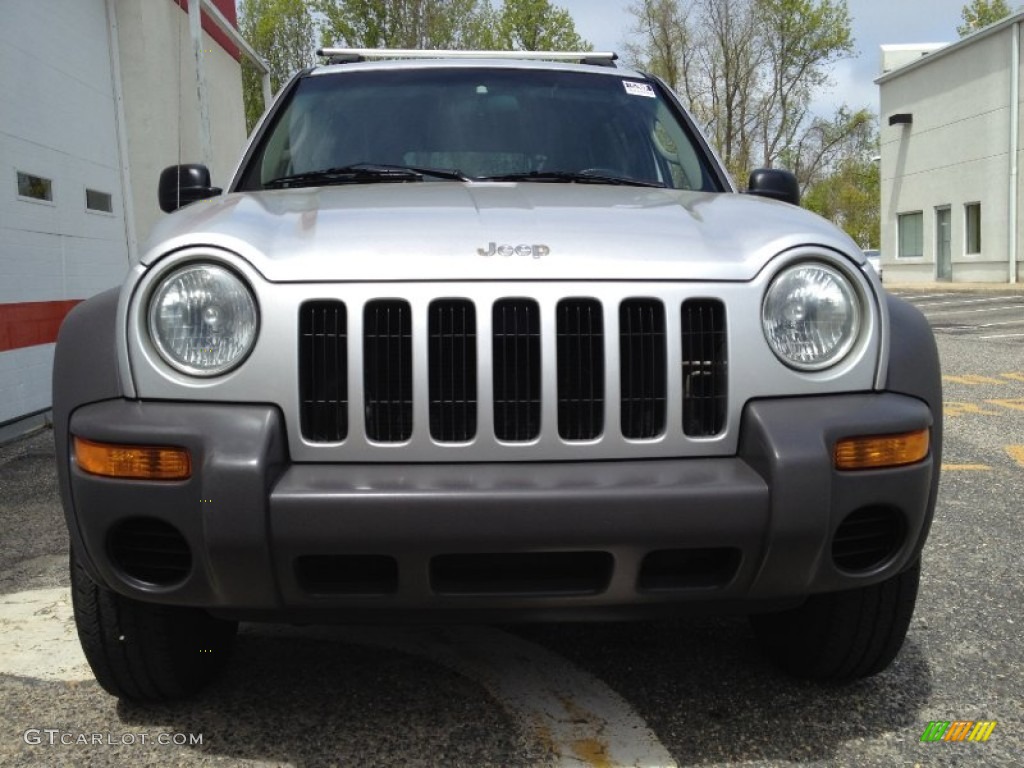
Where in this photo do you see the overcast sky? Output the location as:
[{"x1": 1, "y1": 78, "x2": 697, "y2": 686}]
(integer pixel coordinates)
[{"x1": 554, "y1": 0, "x2": 997, "y2": 116}]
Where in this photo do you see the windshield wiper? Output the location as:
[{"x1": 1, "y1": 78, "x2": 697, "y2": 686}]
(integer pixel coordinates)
[
  {"x1": 477, "y1": 170, "x2": 666, "y2": 188},
  {"x1": 365, "y1": 163, "x2": 470, "y2": 181},
  {"x1": 265, "y1": 165, "x2": 421, "y2": 189},
  {"x1": 265, "y1": 163, "x2": 468, "y2": 189}
]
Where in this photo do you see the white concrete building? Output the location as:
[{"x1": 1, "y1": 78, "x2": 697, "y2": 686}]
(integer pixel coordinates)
[
  {"x1": 1, "y1": 0, "x2": 262, "y2": 441},
  {"x1": 877, "y1": 15, "x2": 1024, "y2": 284}
]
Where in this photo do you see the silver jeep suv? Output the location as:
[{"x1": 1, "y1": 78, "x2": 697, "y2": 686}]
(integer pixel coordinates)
[{"x1": 54, "y1": 50, "x2": 941, "y2": 701}]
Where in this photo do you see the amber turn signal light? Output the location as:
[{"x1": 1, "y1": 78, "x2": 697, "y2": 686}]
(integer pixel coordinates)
[
  {"x1": 833, "y1": 429, "x2": 930, "y2": 471},
  {"x1": 73, "y1": 437, "x2": 191, "y2": 480}
]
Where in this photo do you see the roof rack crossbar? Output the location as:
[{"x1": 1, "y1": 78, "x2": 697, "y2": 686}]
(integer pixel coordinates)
[{"x1": 316, "y1": 48, "x2": 618, "y2": 66}]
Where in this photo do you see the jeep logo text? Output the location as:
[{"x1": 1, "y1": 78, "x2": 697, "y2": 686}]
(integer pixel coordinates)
[{"x1": 477, "y1": 242, "x2": 549, "y2": 259}]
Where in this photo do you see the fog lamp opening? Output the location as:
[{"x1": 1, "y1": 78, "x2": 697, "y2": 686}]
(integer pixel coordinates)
[
  {"x1": 73, "y1": 437, "x2": 192, "y2": 480},
  {"x1": 833, "y1": 429, "x2": 930, "y2": 470}
]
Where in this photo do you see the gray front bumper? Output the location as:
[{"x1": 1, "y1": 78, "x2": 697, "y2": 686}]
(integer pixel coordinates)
[{"x1": 63, "y1": 393, "x2": 936, "y2": 621}]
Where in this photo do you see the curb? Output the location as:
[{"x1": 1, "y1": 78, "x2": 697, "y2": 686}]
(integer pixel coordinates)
[{"x1": 883, "y1": 282, "x2": 1024, "y2": 293}]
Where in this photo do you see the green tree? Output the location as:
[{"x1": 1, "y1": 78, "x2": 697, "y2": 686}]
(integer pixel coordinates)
[
  {"x1": 623, "y1": 0, "x2": 690, "y2": 91},
  {"x1": 239, "y1": 0, "x2": 318, "y2": 132},
  {"x1": 755, "y1": 0, "x2": 855, "y2": 167},
  {"x1": 780, "y1": 105, "x2": 874, "y2": 194},
  {"x1": 957, "y1": 0, "x2": 1013, "y2": 37},
  {"x1": 797, "y1": 113, "x2": 878, "y2": 246},
  {"x1": 626, "y1": 0, "x2": 856, "y2": 184},
  {"x1": 803, "y1": 154, "x2": 879, "y2": 248},
  {"x1": 491, "y1": 0, "x2": 591, "y2": 50},
  {"x1": 318, "y1": 0, "x2": 589, "y2": 51},
  {"x1": 317, "y1": 0, "x2": 483, "y2": 49}
]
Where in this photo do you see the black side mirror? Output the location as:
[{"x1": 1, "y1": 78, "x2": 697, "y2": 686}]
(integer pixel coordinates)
[
  {"x1": 158, "y1": 164, "x2": 222, "y2": 213},
  {"x1": 747, "y1": 168, "x2": 800, "y2": 206}
]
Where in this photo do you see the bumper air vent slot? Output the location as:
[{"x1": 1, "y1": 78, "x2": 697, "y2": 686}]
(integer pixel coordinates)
[
  {"x1": 492, "y1": 299, "x2": 541, "y2": 441},
  {"x1": 107, "y1": 518, "x2": 192, "y2": 586},
  {"x1": 638, "y1": 548, "x2": 740, "y2": 590},
  {"x1": 431, "y1": 552, "x2": 613, "y2": 596},
  {"x1": 295, "y1": 555, "x2": 398, "y2": 596},
  {"x1": 429, "y1": 299, "x2": 477, "y2": 442},
  {"x1": 681, "y1": 299, "x2": 728, "y2": 437},
  {"x1": 364, "y1": 299, "x2": 413, "y2": 442},
  {"x1": 299, "y1": 300, "x2": 348, "y2": 442},
  {"x1": 832, "y1": 506, "x2": 905, "y2": 573},
  {"x1": 619, "y1": 298, "x2": 666, "y2": 439},
  {"x1": 557, "y1": 298, "x2": 605, "y2": 440}
]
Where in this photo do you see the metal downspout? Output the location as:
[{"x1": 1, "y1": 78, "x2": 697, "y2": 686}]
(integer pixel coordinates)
[
  {"x1": 189, "y1": 0, "x2": 213, "y2": 169},
  {"x1": 105, "y1": 0, "x2": 138, "y2": 264},
  {"x1": 1011, "y1": 21, "x2": 1020, "y2": 283}
]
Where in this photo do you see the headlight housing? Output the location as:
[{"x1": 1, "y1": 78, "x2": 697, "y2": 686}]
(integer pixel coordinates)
[
  {"x1": 148, "y1": 263, "x2": 259, "y2": 376},
  {"x1": 762, "y1": 262, "x2": 861, "y2": 371}
]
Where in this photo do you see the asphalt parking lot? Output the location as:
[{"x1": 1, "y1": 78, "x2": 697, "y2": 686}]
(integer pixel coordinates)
[{"x1": 1, "y1": 287, "x2": 1021, "y2": 767}]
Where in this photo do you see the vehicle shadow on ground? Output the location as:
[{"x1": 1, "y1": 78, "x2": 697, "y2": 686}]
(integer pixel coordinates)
[
  {"x1": 116, "y1": 631, "x2": 546, "y2": 768},
  {"x1": 110, "y1": 616, "x2": 932, "y2": 767}
]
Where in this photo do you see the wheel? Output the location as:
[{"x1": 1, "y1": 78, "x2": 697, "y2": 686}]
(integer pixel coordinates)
[
  {"x1": 70, "y1": 548, "x2": 237, "y2": 701},
  {"x1": 751, "y1": 558, "x2": 920, "y2": 681}
]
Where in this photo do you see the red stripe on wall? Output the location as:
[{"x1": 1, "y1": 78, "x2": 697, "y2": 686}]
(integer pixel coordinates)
[
  {"x1": 173, "y1": 0, "x2": 241, "y2": 62},
  {"x1": 0, "y1": 300, "x2": 83, "y2": 353}
]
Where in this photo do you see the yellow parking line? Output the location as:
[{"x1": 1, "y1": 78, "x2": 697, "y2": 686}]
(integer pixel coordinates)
[
  {"x1": 942, "y1": 375, "x2": 1007, "y2": 385},
  {"x1": 941, "y1": 464, "x2": 993, "y2": 471},
  {"x1": 1006, "y1": 446, "x2": 1024, "y2": 468},
  {"x1": 987, "y1": 399, "x2": 1024, "y2": 412}
]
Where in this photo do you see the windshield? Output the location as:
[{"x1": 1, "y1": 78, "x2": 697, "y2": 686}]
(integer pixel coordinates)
[{"x1": 236, "y1": 67, "x2": 722, "y2": 192}]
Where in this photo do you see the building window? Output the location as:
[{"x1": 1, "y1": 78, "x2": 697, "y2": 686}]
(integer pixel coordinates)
[
  {"x1": 898, "y1": 212, "x2": 924, "y2": 258},
  {"x1": 16, "y1": 171, "x2": 52, "y2": 202},
  {"x1": 86, "y1": 188, "x2": 113, "y2": 213},
  {"x1": 965, "y1": 203, "x2": 981, "y2": 254}
]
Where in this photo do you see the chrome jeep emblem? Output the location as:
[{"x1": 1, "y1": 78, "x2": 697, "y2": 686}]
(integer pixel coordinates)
[{"x1": 477, "y1": 242, "x2": 549, "y2": 259}]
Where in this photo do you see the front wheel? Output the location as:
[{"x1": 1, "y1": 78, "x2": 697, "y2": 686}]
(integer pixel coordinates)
[
  {"x1": 751, "y1": 559, "x2": 920, "y2": 681},
  {"x1": 70, "y1": 548, "x2": 237, "y2": 701}
]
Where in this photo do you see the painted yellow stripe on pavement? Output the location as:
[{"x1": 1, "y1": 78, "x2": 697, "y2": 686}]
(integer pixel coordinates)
[
  {"x1": 941, "y1": 464, "x2": 993, "y2": 471},
  {"x1": 1006, "y1": 446, "x2": 1024, "y2": 468},
  {"x1": 942, "y1": 375, "x2": 1007, "y2": 385}
]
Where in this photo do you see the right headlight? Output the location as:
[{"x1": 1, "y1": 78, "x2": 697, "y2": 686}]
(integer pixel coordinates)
[
  {"x1": 147, "y1": 263, "x2": 259, "y2": 376},
  {"x1": 762, "y1": 262, "x2": 861, "y2": 371}
]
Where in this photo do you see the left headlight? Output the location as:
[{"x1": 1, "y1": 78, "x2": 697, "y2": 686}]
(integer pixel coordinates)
[
  {"x1": 148, "y1": 263, "x2": 259, "y2": 376},
  {"x1": 762, "y1": 261, "x2": 861, "y2": 371}
]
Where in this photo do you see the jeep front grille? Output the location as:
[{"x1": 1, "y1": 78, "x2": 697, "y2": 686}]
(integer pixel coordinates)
[
  {"x1": 363, "y1": 299, "x2": 413, "y2": 442},
  {"x1": 681, "y1": 299, "x2": 727, "y2": 437},
  {"x1": 298, "y1": 291, "x2": 731, "y2": 455},
  {"x1": 299, "y1": 300, "x2": 348, "y2": 442},
  {"x1": 619, "y1": 299, "x2": 667, "y2": 439},
  {"x1": 492, "y1": 299, "x2": 541, "y2": 442},
  {"x1": 557, "y1": 298, "x2": 604, "y2": 440},
  {"x1": 429, "y1": 299, "x2": 477, "y2": 442}
]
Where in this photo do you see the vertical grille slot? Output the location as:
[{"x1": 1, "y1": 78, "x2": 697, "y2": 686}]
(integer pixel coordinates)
[
  {"x1": 429, "y1": 299, "x2": 477, "y2": 442},
  {"x1": 493, "y1": 299, "x2": 541, "y2": 441},
  {"x1": 299, "y1": 300, "x2": 348, "y2": 442},
  {"x1": 619, "y1": 299, "x2": 666, "y2": 439},
  {"x1": 364, "y1": 300, "x2": 413, "y2": 442},
  {"x1": 681, "y1": 299, "x2": 728, "y2": 436},
  {"x1": 557, "y1": 298, "x2": 604, "y2": 440}
]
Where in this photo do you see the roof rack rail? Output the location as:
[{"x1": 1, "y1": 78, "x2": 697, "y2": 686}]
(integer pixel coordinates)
[{"x1": 316, "y1": 48, "x2": 619, "y2": 67}]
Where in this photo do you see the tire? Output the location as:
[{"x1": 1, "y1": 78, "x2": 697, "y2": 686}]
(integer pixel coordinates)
[
  {"x1": 70, "y1": 548, "x2": 237, "y2": 701},
  {"x1": 751, "y1": 559, "x2": 920, "y2": 681}
]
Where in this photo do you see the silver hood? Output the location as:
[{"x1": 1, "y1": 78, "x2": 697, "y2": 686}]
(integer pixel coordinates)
[{"x1": 141, "y1": 183, "x2": 861, "y2": 282}]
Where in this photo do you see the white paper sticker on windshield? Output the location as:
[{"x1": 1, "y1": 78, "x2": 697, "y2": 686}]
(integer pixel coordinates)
[{"x1": 623, "y1": 81, "x2": 656, "y2": 98}]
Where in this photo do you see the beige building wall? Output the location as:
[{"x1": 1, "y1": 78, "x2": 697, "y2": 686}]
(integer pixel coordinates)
[
  {"x1": 114, "y1": 0, "x2": 246, "y2": 249},
  {"x1": 879, "y1": 18, "x2": 1023, "y2": 283}
]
